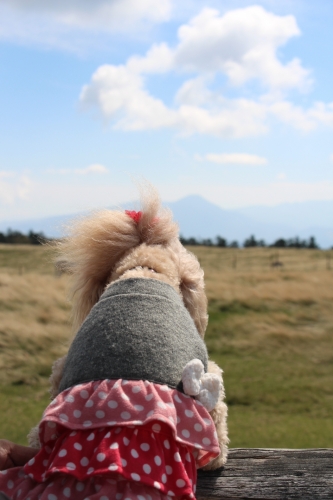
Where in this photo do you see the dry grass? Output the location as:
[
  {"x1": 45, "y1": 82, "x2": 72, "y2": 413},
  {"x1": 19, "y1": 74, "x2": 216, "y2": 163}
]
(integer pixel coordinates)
[{"x1": 0, "y1": 244, "x2": 333, "y2": 448}]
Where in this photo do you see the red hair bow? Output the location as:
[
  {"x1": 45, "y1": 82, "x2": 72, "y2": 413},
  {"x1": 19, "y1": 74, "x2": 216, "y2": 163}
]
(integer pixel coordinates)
[{"x1": 125, "y1": 210, "x2": 142, "y2": 223}]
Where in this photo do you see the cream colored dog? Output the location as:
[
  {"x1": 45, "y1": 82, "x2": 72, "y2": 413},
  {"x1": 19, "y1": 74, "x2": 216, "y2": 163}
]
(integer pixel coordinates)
[{"x1": 29, "y1": 187, "x2": 228, "y2": 470}]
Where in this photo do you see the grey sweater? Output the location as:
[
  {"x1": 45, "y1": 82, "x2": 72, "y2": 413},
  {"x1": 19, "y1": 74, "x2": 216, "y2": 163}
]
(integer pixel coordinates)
[{"x1": 59, "y1": 277, "x2": 208, "y2": 393}]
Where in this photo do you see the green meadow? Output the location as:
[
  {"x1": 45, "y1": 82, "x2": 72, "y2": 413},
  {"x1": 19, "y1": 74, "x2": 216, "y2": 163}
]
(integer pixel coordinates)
[{"x1": 0, "y1": 244, "x2": 332, "y2": 448}]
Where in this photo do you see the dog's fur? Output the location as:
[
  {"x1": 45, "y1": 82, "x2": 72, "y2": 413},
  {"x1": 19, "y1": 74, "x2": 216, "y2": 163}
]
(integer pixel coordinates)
[{"x1": 28, "y1": 187, "x2": 228, "y2": 469}]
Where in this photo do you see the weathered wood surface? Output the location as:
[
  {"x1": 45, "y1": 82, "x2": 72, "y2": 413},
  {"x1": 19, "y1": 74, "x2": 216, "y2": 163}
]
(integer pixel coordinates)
[{"x1": 197, "y1": 448, "x2": 333, "y2": 500}]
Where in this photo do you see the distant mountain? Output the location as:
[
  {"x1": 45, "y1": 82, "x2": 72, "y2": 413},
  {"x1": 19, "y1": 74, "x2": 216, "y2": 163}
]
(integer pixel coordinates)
[{"x1": 1, "y1": 195, "x2": 332, "y2": 248}]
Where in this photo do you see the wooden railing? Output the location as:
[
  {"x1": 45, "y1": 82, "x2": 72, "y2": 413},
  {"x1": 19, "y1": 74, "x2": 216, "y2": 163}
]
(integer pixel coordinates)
[{"x1": 197, "y1": 448, "x2": 333, "y2": 499}]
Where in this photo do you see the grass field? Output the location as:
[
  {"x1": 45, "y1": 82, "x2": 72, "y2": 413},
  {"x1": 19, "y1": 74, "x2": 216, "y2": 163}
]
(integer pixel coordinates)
[{"x1": 0, "y1": 244, "x2": 333, "y2": 448}]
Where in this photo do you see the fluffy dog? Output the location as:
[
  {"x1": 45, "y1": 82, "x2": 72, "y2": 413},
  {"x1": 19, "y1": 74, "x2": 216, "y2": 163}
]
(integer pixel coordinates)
[{"x1": 1, "y1": 187, "x2": 228, "y2": 500}]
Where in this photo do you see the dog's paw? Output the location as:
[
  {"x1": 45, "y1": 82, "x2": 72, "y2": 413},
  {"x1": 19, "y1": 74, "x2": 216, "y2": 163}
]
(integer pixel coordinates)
[
  {"x1": 182, "y1": 359, "x2": 204, "y2": 396},
  {"x1": 197, "y1": 373, "x2": 222, "y2": 412}
]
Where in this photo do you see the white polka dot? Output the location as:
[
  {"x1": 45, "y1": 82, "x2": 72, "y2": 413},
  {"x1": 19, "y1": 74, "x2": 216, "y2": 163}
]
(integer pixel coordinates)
[
  {"x1": 134, "y1": 404, "x2": 144, "y2": 411},
  {"x1": 123, "y1": 436, "x2": 130, "y2": 446},
  {"x1": 108, "y1": 464, "x2": 118, "y2": 471},
  {"x1": 143, "y1": 463, "x2": 151, "y2": 474},
  {"x1": 74, "y1": 442, "x2": 82, "y2": 451},
  {"x1": 100, "y1": 497, "x2": 109, "y2": 500},
  {"x1": 160, "y1": 385, "x2": 170, "y2": 391},
  {"x1": 115, "y1": 494, "x2": 122, "y2": 500},
  {"x1": 186, "y1": 452, "x2": 191, "y2": 462},
  {"x1": 121, "y1": 392, "x2": 130, "y2": 401},
  {"x1": 164, "y1": 439, "x2": 170, "y2": 449},
  {"x1": 107, "y1": 400, "x2": 118, "y2": 409},
  {"x1": 167, "y1": 493, "x2": 175, "y2": 497},
  {"x1": 80, "y1": 457, "x2": 89, "y2": 466},
  {"x1": 69, "y1": 431, "x2": 77, "y2": 437},
  {"x1": 66, "y1": 462, "x2": 76, "y2": 470},
  {"x1": 174, "y1": 393, "x2": 182, "y2": 403},
  {"x1": 182, "y1": 429, "x2": 190, "y2": 438},
  {"x1": 166, "y1": 465, "x2": 173, "y2": 475},
  {"x1": 63, "y1": 487, "x2": 71, "y2": 498},
  {"x1": 154, "y1": 482, "x2": 161, "y2": 490},
  {"x1": 28, "y1": 457, "x2": 35, "y2": 465},
  {"x1": 97, "y1": 453, "x2": 106, "y2": 462},
  {"x1": 194, "y1": 423, "x2": 202, "y2": 432},
  {"x1": 146, "y1": 410, "x2": 154, "y2": 418},
  {"x1": 115, "y1": 427, "x2": 122, "y2": 434},
  {"x1": 145, "y1": 393, "x2": 153, "y2": 401},
  {"x1": 168, "y1": 416, "x2": 175, "y2": 424},
  {"x1": 87, "y1": 467, "x2": 95, "y2": 474},
  {"x1": 47, "y1": 421, "x2": 56, "y2": 428},
  {"x1": 80, "y1": 390, "x2": 89, "y2": 399},
  {"x1": 83, "y1": 420, "x2": 92, "y2": 427},
  {"x1": 202, "y1": 437, "x2": 211, "y2": 445},
  {"x1": 174, "y1": 452, "x2": 181, "y2": 462},
  {"x1": 121, "y1": 411, "x2": 131, "y2": 419},
  {"x1": 98, "y1": 391, "x2": 107, "y2": 399},
  {"x1": 85, "y1": 400, "x2": 94, "y2": 408},
  {"x1": 87, "y1": 432, "x2": 95, "y2": 441},
  {"x1": 47, "y1": 495, "x2": 57, "y2": 500},
  {"x1": 110, "y1": 442, "x2": 119, "y2": 449},
  {"x1": 137, "y1": 496, "x2": 146, "y2": 500},
  {"x1": 203, "y1": 418, "x2": 211, "y2": 425},
  {"x1": 154, "y1": 455, "x2": 162, "y2": 466},
  {"x1": 59, "y1": 413, "x2": 68, "y2": 422},
  {"x1": 152, "y1": 423, "x2": 161, "y2": 433},
  {"x1": 45, "y1": 446, "x2": 52, "y2": 454},
  {"x1": 65, "y1": 395, "x2": 75, "y2": 403},
  {"x1": 157, "y1": 401, "x2": 166, "y2": 409},
  {"x1": 58, "y1": 449, "x2": 67, "y2": 457},
  {"x1": 131, "y1": 449, "x2": 139, "y2": 458},
  {"x1": 161, "y1": 474, "x2": 167, "y2": 484},
  {"x1": 185, "y1": 409, "x2": 194, "y2": 417},
  {"x1": 131, "y1": 472, "x2": 141, "y2": 481},
  {"x1": 121, "y1": 458, "x2": 127, "y2": 467},
  {"x1": 177, "y1": 416, "x2": 181, "y2": 423},
  {"x1": 7, "y1": 480, "x2": 14, "y2": 489},
  {"x1": 73, "y1": 410, "x2": 81, "y2": 418},
  {"x1": 122, "y1": 379, "x2": 129, "y2": 385},
  {"x1": 43, "y1": 459, "x2": 49, "y2": 466},
  {"x1": 140, "y1": 443, "x2": 150, "y2": 451},
  {"x1": 176, "y1": 479, "x2": 185, "y2": 488},
  {"x1": 76, "y1": 482, "x2": 85, "y2": 492},
  {"x1": 96, "y1": 410, "x2": 105, "y2": 419}
]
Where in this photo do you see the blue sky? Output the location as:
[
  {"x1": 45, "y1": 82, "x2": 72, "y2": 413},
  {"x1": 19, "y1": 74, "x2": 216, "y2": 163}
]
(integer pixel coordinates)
[{"x1": 0, "y1": 0, "x2": 333, "y2": 220}]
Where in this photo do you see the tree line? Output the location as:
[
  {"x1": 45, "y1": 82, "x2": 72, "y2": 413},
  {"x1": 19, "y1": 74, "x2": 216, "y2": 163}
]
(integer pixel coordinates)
[
  {"x1": 0, "y1": 229, "x2": 46, "y2": 245},
  {"x1": 180, "y1": 234, "x2": 321, "y2": 249},
  {"x1": 0, "y1": 229, "x2": 323, "y2": 249}
]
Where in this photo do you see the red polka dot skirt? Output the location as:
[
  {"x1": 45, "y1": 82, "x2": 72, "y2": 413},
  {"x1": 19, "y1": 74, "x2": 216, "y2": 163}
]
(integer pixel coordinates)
[{"x1": 0, "y1": 379, "x2": 220, "y2": 500}]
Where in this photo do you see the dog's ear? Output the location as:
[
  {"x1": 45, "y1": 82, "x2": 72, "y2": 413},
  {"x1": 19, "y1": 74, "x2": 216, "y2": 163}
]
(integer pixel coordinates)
[{"x1": 174, "y1": 241, "x2": 208, "y2": 337}]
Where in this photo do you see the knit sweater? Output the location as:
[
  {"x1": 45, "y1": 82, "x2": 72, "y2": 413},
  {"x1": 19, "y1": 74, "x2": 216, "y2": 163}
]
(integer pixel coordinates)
[{"x1": 59, "y1": 277, "x2": 208, "y2": 393}]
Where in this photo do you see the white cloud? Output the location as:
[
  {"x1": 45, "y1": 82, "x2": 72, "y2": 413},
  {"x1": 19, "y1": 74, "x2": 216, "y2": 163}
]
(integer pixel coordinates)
[
  {"x1": 75, "y1": 164, "x2": 109, "y2": 175},
  {"x1": 174, "y1": 7, "x2": 310, "y2": 91},
  {"x1": 46, "y1": 164, "x2": 109, "y2": 175},
  {"x1": 80, "y1": 6, "x2": 333, "y2": 138},
  {"x1": 196, "y1": 153, "x2": 268, "y2": 165},
  {"x1": 0, "y1": 0, "x2": 171, "y2": 31},
  {"x1": 0, "y1": 174, "x2": 33, "y2": 205}
]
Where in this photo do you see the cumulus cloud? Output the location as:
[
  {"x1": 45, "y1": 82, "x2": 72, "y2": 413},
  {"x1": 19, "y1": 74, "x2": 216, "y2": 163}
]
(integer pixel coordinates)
[
  {"x1": 196, "y1": 153, "x2": 268, "y2": 165},
  {"x1": 79, "y1": 6, "x2": 333, "y2": 138}
]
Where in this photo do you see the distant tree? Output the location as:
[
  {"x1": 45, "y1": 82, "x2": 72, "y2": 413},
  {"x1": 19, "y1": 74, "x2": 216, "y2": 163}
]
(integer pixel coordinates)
[
  {"x1": 180, "y1": 236, "x2": 199, "y2": 246},
  {"x1": 308, "y1": 236, "x2": 319, "y2": 249},
  {"x1": 271, "y1": 238, "x2": 287, "y2": 248},
  {"x1": 0, "y1": 229, "x2": 46, "y2": 245},
  {"x1": 229, "y1": 240, "x2": 239, "y2": 248},
  {"x1": 202, "y1": 238, "x2": 213, "y2": 246},
  {"x1": 216, "y1": 236, "x2": 227, "y2": 247},
  {"x1": 243, "y1": 235, "x2": 258, "y2": 247}
]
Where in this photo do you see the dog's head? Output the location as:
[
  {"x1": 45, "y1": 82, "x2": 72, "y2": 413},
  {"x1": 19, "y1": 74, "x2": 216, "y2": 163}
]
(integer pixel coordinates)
[{"x1": 57, "y1": 187, "x2": 208, "y2": 337}]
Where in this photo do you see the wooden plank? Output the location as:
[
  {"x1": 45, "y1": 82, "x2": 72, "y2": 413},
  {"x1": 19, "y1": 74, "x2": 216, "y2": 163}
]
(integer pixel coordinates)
[{"x1": 197, "y1": 448, "x2": 333, "y2": 500}]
